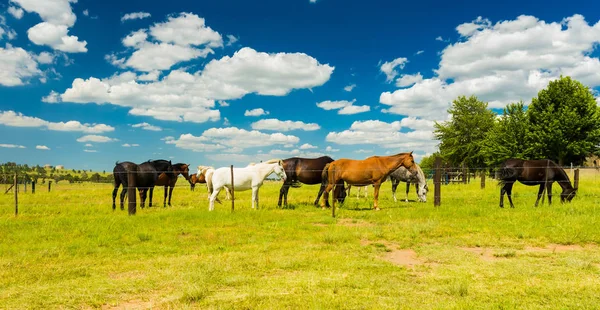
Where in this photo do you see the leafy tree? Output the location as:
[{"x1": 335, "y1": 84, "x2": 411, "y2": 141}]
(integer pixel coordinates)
[
  {"x1": 91, "y1": 173, "x2": 101, "y2": 183},
  {"x1": 526, "y1": 76, "x2": 600, "y2": 165},
  {"x1": 481, "y1": 102, "x2": 530, "y2": 166},
  {"x1": 434, "y1": 95, "x2": 496, "y2": 168},
  {"x1": 419, "y1": 153, "x2": 439, "y2": 171}
]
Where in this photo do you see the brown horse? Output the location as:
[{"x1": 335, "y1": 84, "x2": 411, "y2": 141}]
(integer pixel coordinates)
[
  {"x1": 498, "y1": 158, "x2": 577, "y2": 208},
  {"x1": 321, "y1": 152, "x2": 415, "y2": 215},
  {"x1": 189, "y1": 173, "x2": 206, "y2": 191},
  {"x1": 155, "y1": 163, "x2": 191, "y2": 207},
  {"x1": 277, "y1": 156, "x2": 346, "y2": 208}
]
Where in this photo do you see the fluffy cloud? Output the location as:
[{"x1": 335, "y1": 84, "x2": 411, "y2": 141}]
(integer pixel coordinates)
[
  {"x1": 251, "y1": 118, "x2": 320, "y2": 131},
  {"x1": 121, "y1": 12, "x2": 151, "y2": 22},
  {"x1": 380, "y1": 57, "x2": 408, "y2": 82},
  {"x1": 131, "y1": 122, "x2": 162, "y2": 131},
  {"x1": 54, "y1": 47, "x2": 332, "y2": 123},
  {"x1": 244, "y1": 108, "x2": 269, "y2": 117},
  {"x1": 0, "y1": 45, "x2": 42, "y2": 86},
  {"x1": 316, "y1": 99, "x2": 370, "y2": 115},
  {"x1": 8, "y1": 6, "x2": 24, "y2": 19},
  {"x1": 83, "y1": 149, "x2": 97, "y2": 153},
  {"x1": 76, "y1": 135, "x2": 118, "y2": 143},
  {"x1": 0, "y1": 110, "x2": 115, "y2": 133},
  {"x1": 165, "y1": 127, "x2": 300, "y2": 152},
  {"x1": 0, "y1": 143, "x2": 25, "y2": 148},
  {"x1": 299, "y1": 143, "x2": 317, "y2": 149},
  {"x1": 344, "y1": 84, "x2": 356, "y2": 92},
  {"x1": 36, "y1": 145, "x2": 50, "y2": 150},
  {"x1": 326, "y1": 119, "x2": 436, "y2": 154},
  {"x1": 11, "y1": 0, "x2": 87, "y2": 53},
  {"x1": 381, "y1": 14, "x2": 600, "y2": 120},
  {"x1": 122, "y1": 143, "x2": 140, "y2": 147},
  {"x1": 325, "y1": 146, "x2": 339, "y2": 152},
  {"x1": 395, "y1": 73, "x2": 423, "y2": 87},
  {"x1": 226, "y1": 34, "x2": 238, "y2": 46}
]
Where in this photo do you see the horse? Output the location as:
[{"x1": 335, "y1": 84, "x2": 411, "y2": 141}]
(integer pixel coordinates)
[
  {"x1": 195, "y1": 165, "x2": 231, "y2": 201},
  {"x1": 346, "y1": 185, "x2": 369, "y2": 198},
  {"x1": 137, "y1": 160, "x2": 173, "y2": 208},
  {"x1": 277, "y1": 156, "x2": 346, "y2": 208},
  {"x1": 389, "y1": 164, "x2": 428, "y2": 202},
  {"x1": 209, "y1": 159, "x2": 287, "y2": 211},
  {"x1": 155, "y1": 163, "x2": 191, "y2": 207},
  {"x1": 189, "y1": 173, "x2": 205, "y2": 191},
  {"x1": 112, "y1": 161, "x2": 137, "y2": 210},
  {"x1": 321, "y1": 152, "x2": 415, "y2": 214},
  {"x1": 498, "y1": 158, "x2": 577, "y2": 208}
]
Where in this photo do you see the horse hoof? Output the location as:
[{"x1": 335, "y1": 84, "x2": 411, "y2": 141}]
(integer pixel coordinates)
[{"x1": 374, "y1": 207, "x2": 381, "y2": 211}]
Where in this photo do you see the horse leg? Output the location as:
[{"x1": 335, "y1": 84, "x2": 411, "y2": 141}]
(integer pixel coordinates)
[
  {"x1": 321, "y1": 183, "x2": 334, "y2": 209},
  {"x1": 120, "y1": 187, "x2": 127, "y2": 210},
  {"x1": 364, "y1": 186, "x2": 368, "y2": 198},
  {"x1": 168, "y1": 185, "x2": 174, "y2": 207},
  {"x1": 547, "y1": 182, "x2": 553, "y2": 205},
  {"x1": 373, "y1": 183, "x2": 381, "y2": 211},
  {"x1": 278, "y1": 182, "x2": 289, "y2": 208},
  {"x1": 500, "y1": 184, "x2": 506, "y2": 208},
  {"x1": 208, "y1": 186, "x2": 222, "y2": 211},
  {"x1": 405, "y1": 182, "x2": 410, "y2": 202},
  {"x1": 506, "y1": 183, "x2": 515, "y2": 208},
  {"x1": 391, "y1": 178, "x2": 398, "y2": 202},
  {"x1": 251, "y1": 186, "x2": 258, "y2": 209},
  {"x1": 534, "y1": 183, "x2": 545, "y2": 207},
  {"x1": 314, "y1": 183, "x2": 326, "y2": 206},
  {"x1": 149, "y1": 187, "x2": 154, "y2": 208},
  {"x1": 163, "y1": 185, "x2": 168, "y2": 207},
  {"x1": 112, "y1": 181, "x2": 120, "y2": 210},
  {"x1": 139, "y1": 189, "x2": 146, "y2": 209}
]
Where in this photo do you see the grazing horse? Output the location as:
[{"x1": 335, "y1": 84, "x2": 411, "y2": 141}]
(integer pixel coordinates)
[
  {"x1": 155, "y1": 163, "x2": 191, "y2": 207},
  {"x1": 498, "y1": 158, "x2": 577, "y2": 208},
  {"x1": 390, "y1": 164, "x2": 428, "y2": 202},
  {"x1": 209, "y1": 159, "x2": 287, "y2": 211},
  {"x1": 321, "y1": 152, "x2": 415, "y2": 213},
  {"x1": 112, "y1": 161, "x2": 137, "y2": 210},
  {"x1": 189, "y1": 173, "x2": 205, "y2": 191},
  {"x1": 277, "y1": 156, "x2": 346, "y2": 208},
  {"x1": 136, "y1": 160, "x2": 173, "y2": 208},
  {"x1": 195, "y1": 165, "x2": 231, "y2": 201}
]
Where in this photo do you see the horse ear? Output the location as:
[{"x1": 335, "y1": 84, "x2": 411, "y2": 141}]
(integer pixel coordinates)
[{"x1": 409, "y1": 151, "x2": 413, "y2": 156}]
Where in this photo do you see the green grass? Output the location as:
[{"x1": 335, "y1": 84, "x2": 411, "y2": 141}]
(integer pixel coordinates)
[{"x1": 1, "y1": 174, "x2": 600, "y2": 309}]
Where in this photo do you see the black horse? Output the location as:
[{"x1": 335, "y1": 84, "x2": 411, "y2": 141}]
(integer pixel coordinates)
[
  {"x1": 112, "y1": 160, "x2": 173, "y2": 210},
  {"x1": 498, "y1": 158, "x2": 577, "y2": 208},
  {"x1": 278, "y1": 156, "x2": 346, "y2": 208}
]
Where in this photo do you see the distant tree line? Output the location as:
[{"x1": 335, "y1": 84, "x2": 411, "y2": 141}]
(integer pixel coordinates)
[
  {"x1": 0, "y1": 162, "x2": 113, "y2": 184},
  {"x1": 420, "y1": 76, "x2": 600, "y2": 169}
]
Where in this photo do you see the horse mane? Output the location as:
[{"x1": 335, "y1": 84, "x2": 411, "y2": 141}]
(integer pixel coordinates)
[
  {"x1": 196, "y1": 165, "x2": 214, "y2": 176},
  {"x1": 264, "y1": 158, "x2": 283, "y2": 165},
  {"x1": 550, "y1": 160, "x2": 574, "y2": 189}
]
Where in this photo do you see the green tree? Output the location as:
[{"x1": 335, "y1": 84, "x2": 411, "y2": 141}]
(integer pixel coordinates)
[
  {"x1": 481, "y1": 102, "x2": 530, "y2": 167},
  {"x1": 526, "y1": 76, "x2": 600, "y2": 165},
  {"x1": 434, "y1": 95, "x2": 496, "y2": 168}
]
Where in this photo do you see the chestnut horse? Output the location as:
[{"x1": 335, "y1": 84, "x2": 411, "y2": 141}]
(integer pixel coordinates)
[
  {"x1": 155, "y1": 163, "x2": 191, "y2": 207},
  {"x1": 321, "y1": 152, "x2": 415, "y2": 215},
  {"x1": 498, "y1": 158, "x2": 577, "y2": 208}
]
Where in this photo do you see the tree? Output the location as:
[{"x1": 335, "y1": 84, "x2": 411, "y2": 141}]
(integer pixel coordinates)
[
  {"x1": 526, "y1": 76, "x2": 600, "y2": 165},
  {"x1": 419, "y1": 153, "x2": 439, "y2": 171},
  {"x1": 434, "y1": 95, "x2": 496, "y2": 168},
  {"x1": 481, "y1": 102, "x2": 530, "y2": 167}
]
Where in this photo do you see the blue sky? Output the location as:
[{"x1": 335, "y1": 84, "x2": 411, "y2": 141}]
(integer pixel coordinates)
[{"x1": 2, "y1": 0, "x2": 600, "y2": 171}]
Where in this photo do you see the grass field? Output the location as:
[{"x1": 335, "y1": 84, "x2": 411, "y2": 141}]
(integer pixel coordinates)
[{"x1": 1, "y1": 170, "x2": 600, "y2": 309}]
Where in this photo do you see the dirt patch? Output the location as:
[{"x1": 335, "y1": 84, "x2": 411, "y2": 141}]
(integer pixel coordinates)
[
  {"x1": 337, "y1": 218, "x2": 374, "y2": 227},
  {"x1": 102, "y1": 299, "x2": 155, "y2": 310},
  {"x1": 459, "y1": 247, "x2": 499, "y2": 262},
  {"x1": 362, "y1": 240, "x2": 427, "y2": 268},
  {"x1": 525, "y1": 244, "x2": 584, "y2": 253}
]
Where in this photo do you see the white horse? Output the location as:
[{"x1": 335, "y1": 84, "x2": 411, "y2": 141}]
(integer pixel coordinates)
[
  {"x1": 208, "y1": 159, "x2": 287, "y2": 211},
  {"x1": 389, "y1": 163, "x2": 428, "y2": 202},
  {"x1": 346, "y1": 185, "x2": 369, "y2": 198},
  {"x1": 196, "y1": 165, "x2": 231, "y2": 200}
]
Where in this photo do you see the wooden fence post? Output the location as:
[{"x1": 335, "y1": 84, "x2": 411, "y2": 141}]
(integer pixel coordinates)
[
  {"x1": 462, "y1": 163, "x2": 467, "y2": 184},
  {"x1": 48, "y1": 181, "x2": 52, "y2": 192},
  {"x1": 230, "y1": 165, "x2": 235, "y2": 212},
  {"x1": 14, "y1": 173, "x2": 18, "y2": 216},
  {"x1": 481, "y1": 170, "x2": 485, "y2": 189},
  {"x1": 434, "y1": 157, "x2": 441, "y2": 207},
  {"x1": 574, "y1": 168, "x2": 580, "y2": 190},
  {"x1": 127, "y1": 170, "x2": 136, "y2": 215},
  {"x1": 32, "y1": 181, "x2": 35, "y2": 194}
]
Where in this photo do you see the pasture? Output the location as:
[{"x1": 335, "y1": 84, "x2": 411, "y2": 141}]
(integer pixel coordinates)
[{"x1": 1, "y1": 170, "x2": 600, "y2": 309}]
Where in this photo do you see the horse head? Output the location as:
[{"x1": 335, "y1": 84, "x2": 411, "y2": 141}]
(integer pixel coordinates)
[
  {"x1": 561, "y1": 187, "x2": 577, "y2": 203},
  {"x1": 417, "y1": 183, "x2": 428, "y2": 202}
]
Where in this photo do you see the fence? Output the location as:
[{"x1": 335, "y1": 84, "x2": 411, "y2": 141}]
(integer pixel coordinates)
[{"x1": 2, "y1": 163, "x2": 596, "y2": 218}]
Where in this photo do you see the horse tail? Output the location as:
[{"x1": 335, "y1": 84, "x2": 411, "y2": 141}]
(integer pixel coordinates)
[
  {"x1": 206, "y1": 171, "x2": 222, "y2": 204},
  {"x1": 321, "y1": 163, "x2": 331, "y2": 187}
]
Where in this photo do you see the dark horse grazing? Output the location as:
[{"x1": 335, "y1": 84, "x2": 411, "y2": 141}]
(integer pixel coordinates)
[
  {"x1": 155, "y1": 163, "x2": 191, "y2": 207},
  {"x1": 277, "y1": 156, "x2": 346, "y2": 208},
  {"x1": 498, "y1": 158, "x2": 577, "y2": 208},
  {"x1": 321, "y1": 152, "x2": 415, "y2": 215},
  {"x1": 112, "y1": 160, "x2": 173, "y2": 210}
]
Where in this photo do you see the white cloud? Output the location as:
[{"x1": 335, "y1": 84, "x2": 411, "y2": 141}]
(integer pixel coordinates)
[
  {"x1": 344, "y1": 84, "x2": 356, "y2": 92},
  {"x1": 82, "y1": 9, "x2": 88, "y2": 17},
  {"x1": 42, "y1": 91, "x2": 61, "y2": 103},
  {"x1": 10, "y1": 0, "x2": 76, "y2": 26},
  {"x1": 27, "y1": 22, "x2": 87, "y2": 53},
  {"x1": 131, "y1": 122, "x2": 162, "y2": 131},
  {"x1": 299, "y1": 143, "x2": 317, "y2": 149},
  {"x1": 381, "y1": 14, "x2": 600, "y2": 120},
  {"x1": 165, "y1": 127, "x2": 299, "y2": 152},
  {"x1": 395, "y1": 73, "x2": 423, "y2": 87},
  {"x1": 316, "y1": 99, "x2": 370, "y2": 115},
  {"x1": 35, "y1": 51, "x2": 55, "y2": 64},
  {"x1": 0, "y1": 143, "x2": 25, "y2": 148},
  {"x1": 355, "y1": 149, "x2": 372, "y2": 153},
  {"x1": 8, "y1": 6, "x2": 24, "y2": 19},
  {"x1": 380, "y1": 57, "x2": 408, "y2": 82},
  {"x1": 0, "y1": 110, "x2": 115, "y2": 133},
  {"x1": 223, "y1": 117, "x2": 230, "y2": 126},
  {"x1": 36, "y1": 145, "x2": 50, "y2": 150},
  {"x1": 251, "y1": 118, "x2": 320, "y2": 131},
  {"x1": 76, "y1": 135, "x2": 118, "y2": 143},
  {"x1": 121, "y1": 12, "x2": 151, "y2": 22},
  {"x1": 226, "y1": 34, "x2": 238, "y2": 46},
  {"x1": 218, "y1": 100, "x2": 229, "y2": 107},
  {"x1": 121, "y1": 143, "x2": 139, "y2": 147},
  {"x1": 415, "y1": 50, "x2": 424, "y2": 55},
  {"x1": 310, "y1": 0, "x2": 317, "y2": 3},
  {"x1": 83, "y1": 149, "x2": 97, "y2": 153},
  {"x1": 122, "y1": 29, "x2": 148, "y2": 47},
  {"x1": 84, "y1": 143, "x2": 92, "y2": 147},
  {"x1": 325, "y1": 146, "x2": 339, "y2": 152},
  {"x1": 244, "y1": 108, "x2": 269, "y2": 117},
  {"x1": 0, "y1": 45, "x2": 42, "y2": 86}
]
